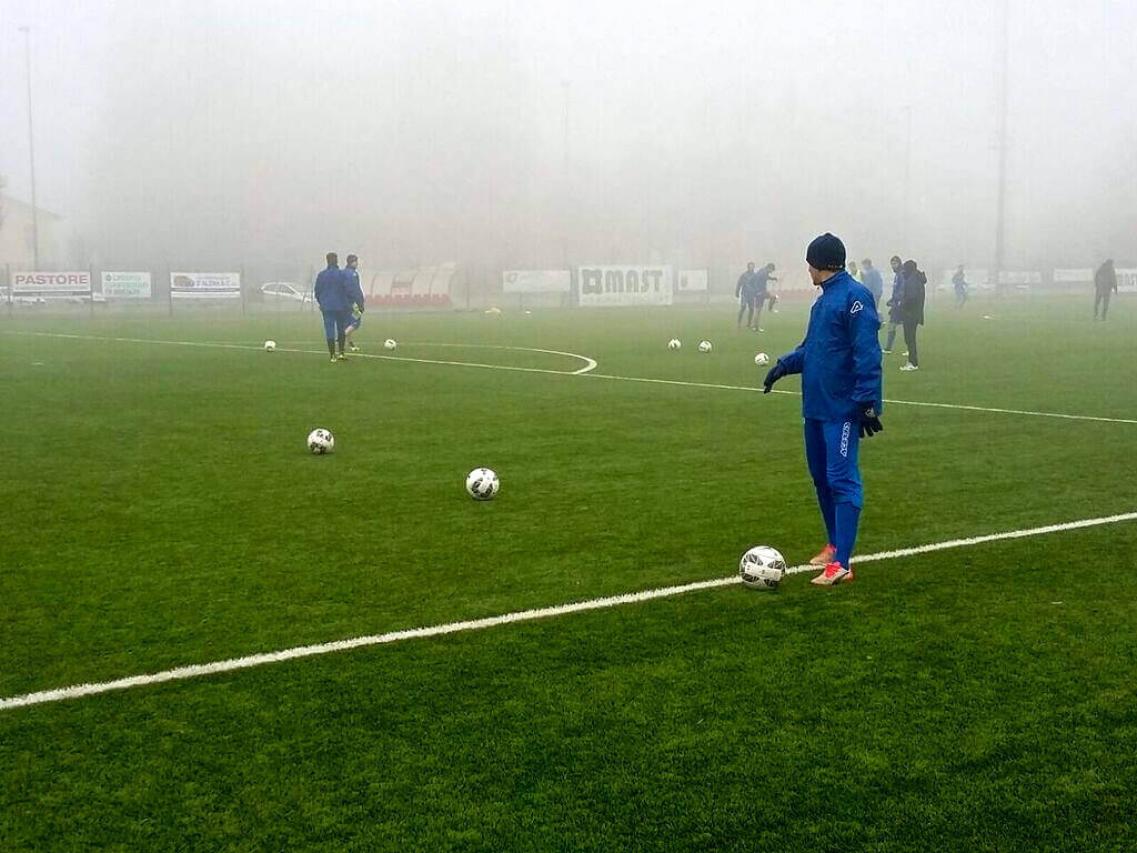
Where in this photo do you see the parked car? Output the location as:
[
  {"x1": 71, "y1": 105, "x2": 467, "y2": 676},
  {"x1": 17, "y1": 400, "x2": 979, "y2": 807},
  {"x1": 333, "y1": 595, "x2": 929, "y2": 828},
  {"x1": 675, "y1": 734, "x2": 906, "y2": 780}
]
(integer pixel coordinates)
[{"x1": 260, "y1": 282, "x2": 313, "y2": 303}]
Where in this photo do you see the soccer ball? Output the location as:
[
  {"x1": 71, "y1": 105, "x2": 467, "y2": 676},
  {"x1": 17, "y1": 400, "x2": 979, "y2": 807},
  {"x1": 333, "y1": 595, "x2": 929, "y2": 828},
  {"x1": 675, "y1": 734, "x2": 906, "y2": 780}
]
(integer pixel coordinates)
[
  {"x1": 754, "y1": 352, "x2": 770, "y2": 367},
  {"x1": 739, "y1": 545, "x2": 787, "y2": 590},
  {"x1": 384, "y1": 339, "x2": 398, "y2": 350},
  {"x1": 698, "y1": 340, "x2": 713, "y2": 353},
  {"x1": 264, "y1": 340, "x2": 277, "y2": 352},
  {"x1": 307, "y1": 428, "x2": 334, "y2": 455},
  {"x1": 667, "y1": 338, "x2": 682, "y2": 351},
  {"x1": 465, "y1": 467, "x2": 500, "y2": 500}
]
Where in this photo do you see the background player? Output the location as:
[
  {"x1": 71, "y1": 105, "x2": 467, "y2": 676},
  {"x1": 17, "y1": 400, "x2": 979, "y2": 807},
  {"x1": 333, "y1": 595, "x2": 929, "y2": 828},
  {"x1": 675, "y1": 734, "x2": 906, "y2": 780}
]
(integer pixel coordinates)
[
  {"x1": 736, "y1": 262, "x2": 759, "y2": 330},
  {"x1": 751, "y1": 263, "x2": 778, "y2": 331},
  {"x1": 883, "y1": 254, "x2": 904, "y2": 353},
  {"x1": 314, "y1": 252, "x2": 351, "y2": 361},
  {"x1": 342, "y1": 254, "x2": 366, "y2": 351}
]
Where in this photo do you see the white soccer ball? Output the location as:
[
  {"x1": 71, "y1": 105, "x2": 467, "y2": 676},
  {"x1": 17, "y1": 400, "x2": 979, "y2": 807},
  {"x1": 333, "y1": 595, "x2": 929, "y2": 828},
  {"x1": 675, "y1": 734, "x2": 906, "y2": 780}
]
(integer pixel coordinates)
[
  {"x1": 739, "y1": 545, "x2": 787, "y2": 590},
  {"x1": 465, "y1": 467, "x2": 500, "y2": 501},
  {"x1": 698, "y1": 340, "x2": 713, "y2": 353},
  {"x1": 754, "y1": 352, "x2": 770, "y2": 367},
  {"x1": 383, "y1": 339, "x2": 398, "y2": 350},
  {"x1": 667, "y1": 338, "x2": 682, "y2": 351},
  {"x1": 264, "y1": 340, "x2": 277, "y2": 352},
  {"x1": 307, "y1": 428, "x2": 334, "y2": 455}
]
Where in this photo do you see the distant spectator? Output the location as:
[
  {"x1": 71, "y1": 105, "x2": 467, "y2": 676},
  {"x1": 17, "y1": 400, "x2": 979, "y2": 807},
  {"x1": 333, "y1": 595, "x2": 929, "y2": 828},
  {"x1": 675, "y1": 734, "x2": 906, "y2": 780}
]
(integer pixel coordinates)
[
  {"x1": 883, "y1": 255, "x2": 904, "y2": 354},
  {"x1": 1094, "y1": 259, "x2": 1118, "y2": 321},
  {"x1": 861, "y1": 258, "x2": 883, "y2": 305},
  {"x1": 952, "y1": 265, "x2": 969, "y2": 308},
  {"x1": 847, "y1": 260, "x2": 861, "y2": 282}
]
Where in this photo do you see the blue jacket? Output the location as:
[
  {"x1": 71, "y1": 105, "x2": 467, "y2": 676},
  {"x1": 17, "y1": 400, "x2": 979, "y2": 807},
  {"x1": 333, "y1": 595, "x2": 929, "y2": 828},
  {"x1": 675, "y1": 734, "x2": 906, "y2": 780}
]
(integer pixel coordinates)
[
  {"x1": 343, "y1": 267, "x2": 365, "y2": 309},
  {"x1": 314, "y1": 264, "x2": 350, "y2": 312},
  {"x1": 861, "y1": 266, "x2": 884, "y2": 304},
  {"x1": 776, "y1": 271, "x2": 883, "y2": 421}
]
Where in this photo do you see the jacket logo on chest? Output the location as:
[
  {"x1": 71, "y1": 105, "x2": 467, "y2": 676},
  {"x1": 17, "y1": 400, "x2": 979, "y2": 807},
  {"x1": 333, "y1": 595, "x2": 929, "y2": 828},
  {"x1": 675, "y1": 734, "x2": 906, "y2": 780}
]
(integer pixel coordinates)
[{"x1": 850, "y1": 301, "x2": 863, "y2": 315}]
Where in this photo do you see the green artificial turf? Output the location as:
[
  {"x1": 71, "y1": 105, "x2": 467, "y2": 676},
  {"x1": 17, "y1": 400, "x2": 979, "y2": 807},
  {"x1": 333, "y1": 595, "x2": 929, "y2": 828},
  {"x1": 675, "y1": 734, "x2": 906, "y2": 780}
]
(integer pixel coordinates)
[{"x1": 1, "y1": 295, "x2": 1135, "y2": 850}]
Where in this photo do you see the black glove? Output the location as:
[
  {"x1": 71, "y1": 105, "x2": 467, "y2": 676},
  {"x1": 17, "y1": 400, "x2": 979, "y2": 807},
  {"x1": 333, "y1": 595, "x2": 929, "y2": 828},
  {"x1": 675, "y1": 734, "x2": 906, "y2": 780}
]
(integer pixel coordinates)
[
  {"x1": 762, "y1": 361, "x2": 787, "y2": 394},
  {"x1": 856, "y1": 403, "x2": 883, "y2": 438}
]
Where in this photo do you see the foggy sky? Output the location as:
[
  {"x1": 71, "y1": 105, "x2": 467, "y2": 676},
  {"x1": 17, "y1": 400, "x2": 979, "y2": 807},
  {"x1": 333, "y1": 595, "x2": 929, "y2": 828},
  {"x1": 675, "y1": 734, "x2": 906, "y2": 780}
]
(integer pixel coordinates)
[{"x1": 1, "y1": 0, "x2": 1135, "y2": 273}]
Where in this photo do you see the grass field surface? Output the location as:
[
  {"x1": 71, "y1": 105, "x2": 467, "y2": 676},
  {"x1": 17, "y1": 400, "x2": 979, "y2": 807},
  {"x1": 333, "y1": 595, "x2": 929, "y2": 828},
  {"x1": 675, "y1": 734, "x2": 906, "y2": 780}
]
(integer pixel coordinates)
[{"x1": 2, "y1": 295, "x2": 1136, "y2": 850}]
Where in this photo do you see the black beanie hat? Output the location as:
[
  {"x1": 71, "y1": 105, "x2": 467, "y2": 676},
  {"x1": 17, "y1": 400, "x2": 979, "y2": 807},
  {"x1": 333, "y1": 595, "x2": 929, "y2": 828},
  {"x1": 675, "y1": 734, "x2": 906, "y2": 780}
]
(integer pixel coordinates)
[{"x1": 806, "y1": 233, "x2": 846, "y2": 271}]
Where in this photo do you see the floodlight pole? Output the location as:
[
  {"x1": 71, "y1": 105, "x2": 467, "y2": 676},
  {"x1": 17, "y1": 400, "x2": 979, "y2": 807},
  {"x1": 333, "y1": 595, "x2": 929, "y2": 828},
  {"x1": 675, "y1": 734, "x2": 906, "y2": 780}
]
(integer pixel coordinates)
[
  {"x1": 993, "y1": 0, "x2": 1009, "y2": 294},
  {"x1": 19, "y1": 26, "x2": 40, "y2": 269}
]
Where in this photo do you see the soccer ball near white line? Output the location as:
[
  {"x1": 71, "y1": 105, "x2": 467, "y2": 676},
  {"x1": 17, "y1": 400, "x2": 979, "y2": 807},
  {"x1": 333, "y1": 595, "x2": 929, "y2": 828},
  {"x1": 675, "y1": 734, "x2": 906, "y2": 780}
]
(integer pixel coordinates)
[
  {"x1": 264, "y1": 340, "x2": 277, "y2": 352},
  {"x1": 754, "y1": 352, "x2": 770, "y2": 367},
  {"x1": 667, "y1": 338, "x2": 682, "y2": 351},
  {"x1": 698, "y1": 340, "x2": 713, "y2": 353},
  {"x1": 384, "y1": 339, "x2": 398, "y2": 350},
  {"x1": 307, "y1": 428, "x2": 334, "y2": 455},
  {"x1": 739, "y1": 545, "x2": 787, "y2": 590},
  {"x1": 465, "y1": 467, "x2": 500, "y2": 501}
]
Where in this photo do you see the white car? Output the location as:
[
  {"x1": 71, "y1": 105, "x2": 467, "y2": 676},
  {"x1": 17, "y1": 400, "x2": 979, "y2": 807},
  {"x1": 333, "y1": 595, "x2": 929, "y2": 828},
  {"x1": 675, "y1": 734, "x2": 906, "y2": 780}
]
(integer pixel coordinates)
[{"x1": 260, "y1": 282, "x2": 313, "y2": 303}]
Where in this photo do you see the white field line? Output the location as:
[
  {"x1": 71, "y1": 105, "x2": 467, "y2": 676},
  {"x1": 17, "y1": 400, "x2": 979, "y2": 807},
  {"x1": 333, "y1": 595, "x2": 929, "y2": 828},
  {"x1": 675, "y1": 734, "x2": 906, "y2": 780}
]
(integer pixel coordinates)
[
  {"x1": 4, "y1": 332, "x2": 597, "y2": 377},
  {"x1": 4, "y1": 330, "x2": 1134, "y2": 424},
  {"x1": 580, "y1": 373, "x2": 1137, "y2": 426},
  {"x1": 2, "y1": 510, "x2": 1135, "y2": 713}
]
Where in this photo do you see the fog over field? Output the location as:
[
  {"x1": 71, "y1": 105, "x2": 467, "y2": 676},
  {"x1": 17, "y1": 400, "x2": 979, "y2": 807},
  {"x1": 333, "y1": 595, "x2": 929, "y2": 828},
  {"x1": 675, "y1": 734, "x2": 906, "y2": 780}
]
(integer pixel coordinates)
[{"x1": 1, "y1": 0, "x2": 1134, "y2": 271}]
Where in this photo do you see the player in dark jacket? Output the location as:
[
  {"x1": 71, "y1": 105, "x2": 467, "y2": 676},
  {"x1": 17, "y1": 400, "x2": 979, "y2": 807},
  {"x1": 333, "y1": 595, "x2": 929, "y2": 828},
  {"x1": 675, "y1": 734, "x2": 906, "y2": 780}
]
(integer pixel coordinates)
[
  {"x1": 314, "y1": 252, "x2": 351, "y2": 361},
  {"x1": 899, "y1": 260, "x2": 926, "y2": 371},
  {"x1": 762, "y1": 233, "x2": 883, "y2": 586},
  {"x1": 1094, "y1": 259, "x2": 1118, "y2": 321}
]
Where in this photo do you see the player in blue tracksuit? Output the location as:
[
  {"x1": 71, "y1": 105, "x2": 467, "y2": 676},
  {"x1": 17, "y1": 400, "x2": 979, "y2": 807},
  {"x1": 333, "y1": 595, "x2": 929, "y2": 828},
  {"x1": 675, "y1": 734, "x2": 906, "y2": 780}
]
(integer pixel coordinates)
[
  {"x1": 314, "y1": 252, "x2": 352, "y2": 361},
  {"x1": 342, "y1": 254, "x2": 366, "y2": 352},
  {"x1": 763, "y1": 233, "x2": 883, "y2": 586}
]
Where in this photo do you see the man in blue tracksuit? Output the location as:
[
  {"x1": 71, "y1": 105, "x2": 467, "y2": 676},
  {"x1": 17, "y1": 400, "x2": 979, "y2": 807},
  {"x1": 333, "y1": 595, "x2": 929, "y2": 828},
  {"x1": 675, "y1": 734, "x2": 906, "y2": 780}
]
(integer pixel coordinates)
[
  {"x1": 342, "y1": 254, "x2": 366, "y2": 352},
  {"x1": 763, "y1": 233, "x2": 883, "y2": 586},
  {"x1": 314, "y1": 252, "x2": 352, "y2": 362}
]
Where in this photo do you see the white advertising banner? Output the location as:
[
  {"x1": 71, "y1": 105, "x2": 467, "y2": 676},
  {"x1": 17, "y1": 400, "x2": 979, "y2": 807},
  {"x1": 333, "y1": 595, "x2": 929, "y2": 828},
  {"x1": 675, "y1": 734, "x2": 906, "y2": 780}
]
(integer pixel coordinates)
[
  {"x1": 12, "y1": 271, "x2": 92, "y2": 298},
  {"x1": 170, "y1": 272, "x2": 241, "y2": 299},
  {"x1": 502, "y1": 270, "x2": 571, "y2": 294},
  {"x1": 101, "y1": 271, "x2": 152, "y2": 299},
  {"x1": 577, "y1": 265, "x2": 673, "y2": 307},
  {"x1": 1117, "y1": 268, "x2": 1137, "y2": 294},
  {"x1": 1053, "y1": 268, "x2": 1093, "y2": 284},
  {"x1": 677, "y1": 269, "x2": 708, "y2": 292},
  {"x1": 997, "y1": 270, "x2": 1042, "y2": 286}
]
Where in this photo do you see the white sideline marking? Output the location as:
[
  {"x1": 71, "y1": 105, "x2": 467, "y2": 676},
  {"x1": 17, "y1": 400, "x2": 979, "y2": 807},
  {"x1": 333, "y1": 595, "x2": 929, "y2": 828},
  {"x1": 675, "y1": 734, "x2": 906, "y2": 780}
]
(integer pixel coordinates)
[
  {"x1": 580, "y1": 373, "x2": 1137, "y2": 426},
  {"x1": 4, "y1": 330, "x2": 1134, "y2": 424},
  {"x1": 2, "y1": 510, "x2": 1135, "y2": 712}
]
